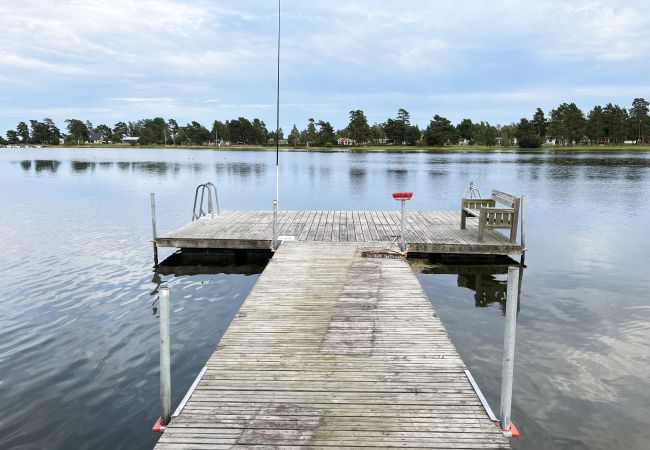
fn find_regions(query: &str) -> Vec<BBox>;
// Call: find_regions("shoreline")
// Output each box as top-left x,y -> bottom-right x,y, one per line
3,144 -> 650,152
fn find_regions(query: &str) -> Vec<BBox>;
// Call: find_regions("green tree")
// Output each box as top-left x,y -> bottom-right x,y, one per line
251,119 -> 269,145
316,120 -> 335,145
630,97 -> 649,143
404,125 -> 421,145
383,108 -> 413,144
587,106 -> 605,144
138,118 -> 167,145
425,115 -> 458,146
301,118 -> 317,145
6,130 -> 19,143
179,121 -> 210,145
43,118 -> 61,144
288,125 -> 300,146
65,119 -> 89,143
127,120 -> 143,137
112,121 -> 129,141
456,118 -> 474,141
95,124 -> 112,143
515,118 -> 542,148
347,110 -> 370,144
17,121 -> 30,143
532,108 -> 547,138
167,119 -> 180,144
369,123 -> 386,143
602,103 -> 628,144
397,108 -> 411,124
498,124 -> 518,146
384,119 -> 404,144
211,120 -> 228,144
548,103 -> 586,145
227,117 -> 253,144
29,120 -> 49,144
471,121 -> 497,146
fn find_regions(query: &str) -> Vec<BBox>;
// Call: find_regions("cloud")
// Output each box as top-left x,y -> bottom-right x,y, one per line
0,0 -> 648,132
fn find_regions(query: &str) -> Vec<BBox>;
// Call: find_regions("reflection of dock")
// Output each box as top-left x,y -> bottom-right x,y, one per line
155,210 -> 523,256
153,241 -> 511,449
415,262 -> 512,308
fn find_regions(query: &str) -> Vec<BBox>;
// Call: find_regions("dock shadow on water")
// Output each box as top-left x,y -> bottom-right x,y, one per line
411,255 -> 523,312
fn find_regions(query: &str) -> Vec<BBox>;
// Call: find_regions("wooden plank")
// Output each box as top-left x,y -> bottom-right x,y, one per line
154,242 -> 510,449
155,210 -> 523,255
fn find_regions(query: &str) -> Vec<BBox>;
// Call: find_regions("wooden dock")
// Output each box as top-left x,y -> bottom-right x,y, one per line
155,210 -> 523,255
154,241 -> 511,449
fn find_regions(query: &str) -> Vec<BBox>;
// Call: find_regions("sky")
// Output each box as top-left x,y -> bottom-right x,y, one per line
1,0 -> 649,134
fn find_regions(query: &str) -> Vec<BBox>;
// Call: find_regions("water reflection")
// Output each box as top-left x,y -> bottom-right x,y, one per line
131,161 -> 180,175
20,160 -> 31,171
412,258 -> 522,312
386,167 -> 408,184
71,161 -> 96,172
34,160 -> 60,173
215,162 -> 266,180
349,167 -> 366,193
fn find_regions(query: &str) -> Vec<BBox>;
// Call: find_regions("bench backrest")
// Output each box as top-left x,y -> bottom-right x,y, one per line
491,189 -> 519,209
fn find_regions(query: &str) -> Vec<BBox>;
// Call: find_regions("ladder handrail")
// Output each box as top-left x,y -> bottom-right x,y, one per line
192,182 -> 220,221
463,181 -> 481,199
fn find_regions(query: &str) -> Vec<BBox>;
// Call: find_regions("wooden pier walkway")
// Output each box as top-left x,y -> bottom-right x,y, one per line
155,210 -> 523,255
154,241 -> 510,449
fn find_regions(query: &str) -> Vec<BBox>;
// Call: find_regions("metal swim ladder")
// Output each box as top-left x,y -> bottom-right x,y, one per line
192,182 -> 220,221
463,180 -> 481,199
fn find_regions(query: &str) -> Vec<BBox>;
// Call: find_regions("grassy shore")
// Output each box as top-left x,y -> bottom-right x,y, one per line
5,143 -> 650,152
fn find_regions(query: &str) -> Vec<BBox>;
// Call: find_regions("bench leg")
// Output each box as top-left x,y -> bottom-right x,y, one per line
509,225 -> 518,244
478,220 -> 485,242
477,209 -> 488,242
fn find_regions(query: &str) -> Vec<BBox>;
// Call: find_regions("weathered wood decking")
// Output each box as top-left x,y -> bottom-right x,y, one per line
155,210 -> 523,255
154,241 -> 510,449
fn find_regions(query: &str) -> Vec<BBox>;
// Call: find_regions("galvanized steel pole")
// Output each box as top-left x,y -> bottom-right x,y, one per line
500,266 -> 520,432
159,287 -> 172,426
150,193 -> 159,267
272,200 -> 278,250
400,199 -> 407,252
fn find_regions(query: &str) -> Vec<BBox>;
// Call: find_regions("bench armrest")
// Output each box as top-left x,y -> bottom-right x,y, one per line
462,198 -> 496,209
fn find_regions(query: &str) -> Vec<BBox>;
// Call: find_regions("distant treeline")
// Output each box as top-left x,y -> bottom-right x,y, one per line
3,98 -> 649,148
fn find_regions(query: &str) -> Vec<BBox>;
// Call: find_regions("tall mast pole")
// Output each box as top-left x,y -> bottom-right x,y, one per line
275,0 -> 281,207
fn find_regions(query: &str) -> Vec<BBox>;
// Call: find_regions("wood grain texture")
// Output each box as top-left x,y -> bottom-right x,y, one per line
156,210 -> 523,255
154,242 -> 510,449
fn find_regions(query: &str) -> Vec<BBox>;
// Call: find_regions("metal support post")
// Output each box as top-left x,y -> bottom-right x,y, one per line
150,193 -> 159,267
272,200 -> 278,250
400,199 -> 407,252
499,266 -> 520,433
159,287 -> 172,426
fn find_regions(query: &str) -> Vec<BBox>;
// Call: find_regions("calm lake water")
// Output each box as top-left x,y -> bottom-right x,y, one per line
0,147 -> 649,449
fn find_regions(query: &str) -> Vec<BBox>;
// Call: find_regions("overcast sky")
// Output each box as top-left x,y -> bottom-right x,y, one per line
1,0 -> 649,133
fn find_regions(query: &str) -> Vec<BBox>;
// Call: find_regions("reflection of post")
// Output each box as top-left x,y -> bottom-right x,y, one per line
500,266 -> 520,434
159,287 -> 172,426
150,193 -> 159,267
272,200 -> 278,250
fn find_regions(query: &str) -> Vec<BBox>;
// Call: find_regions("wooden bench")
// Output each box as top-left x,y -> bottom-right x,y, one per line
460,190 -> 521,243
